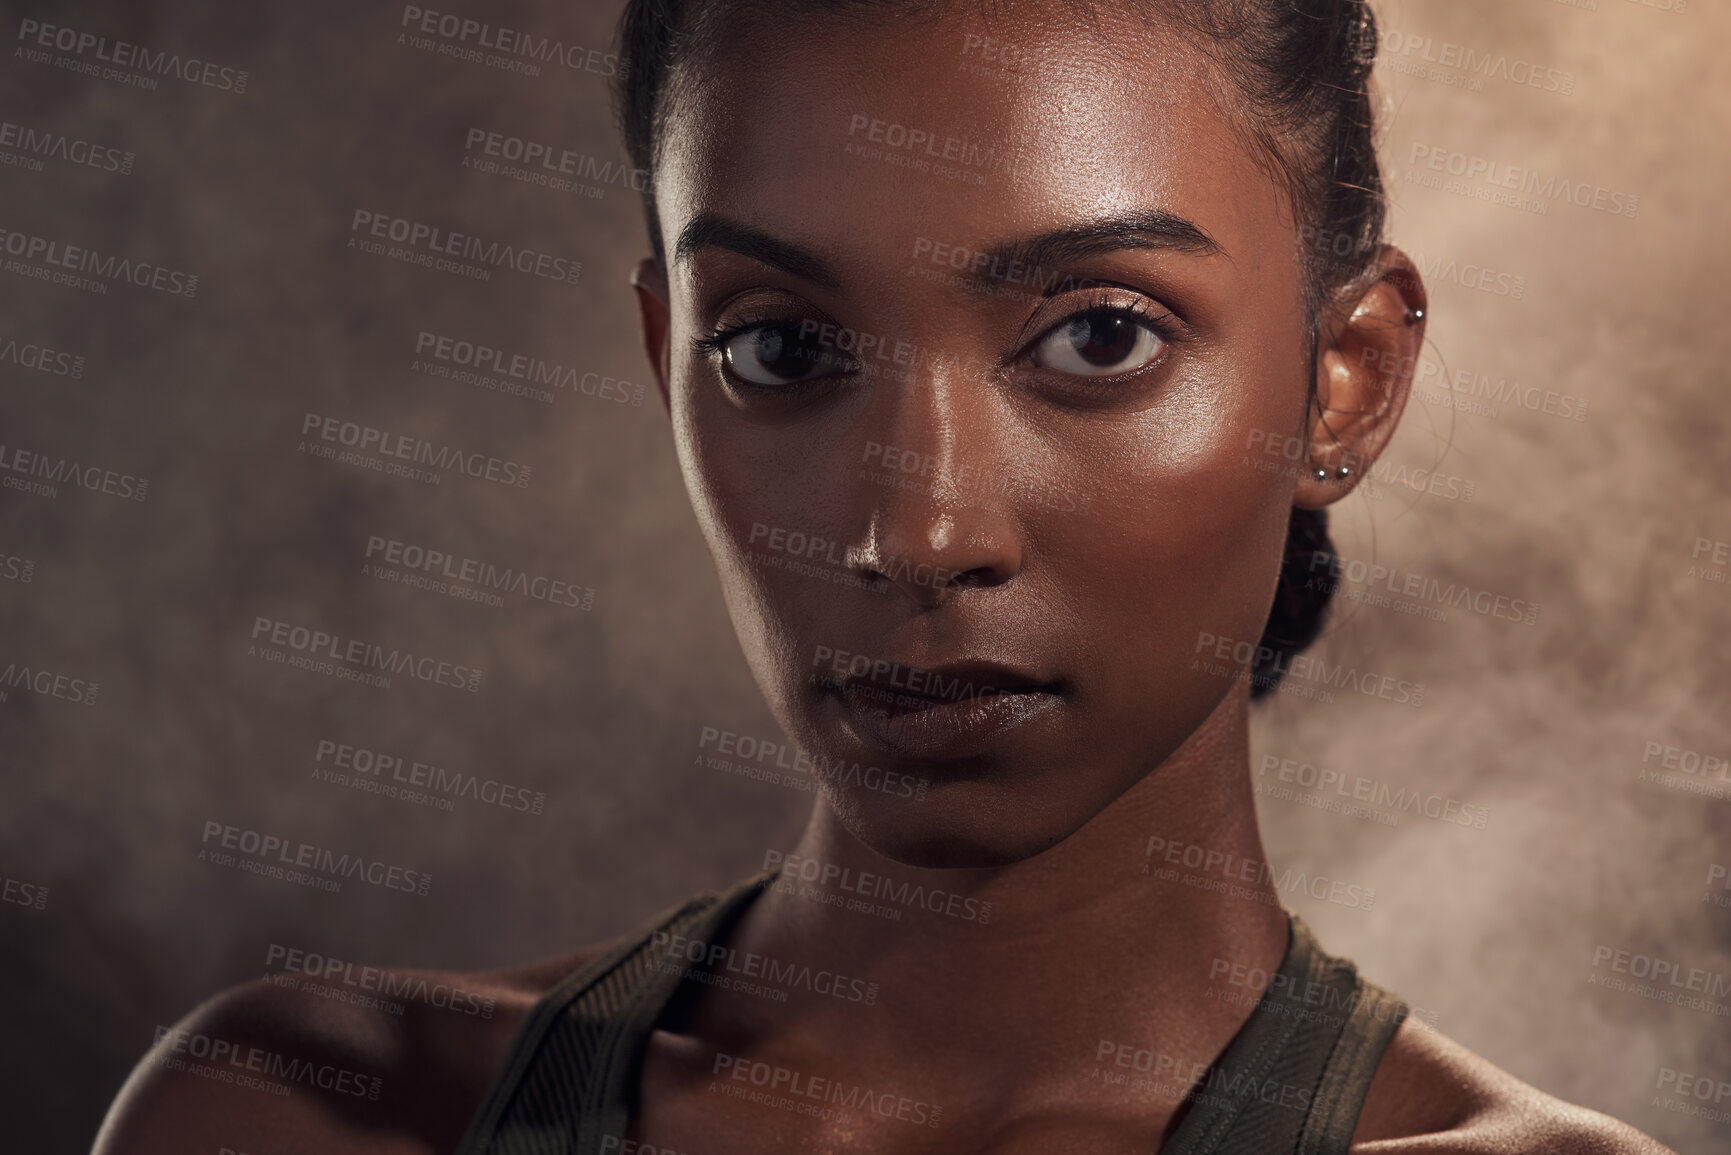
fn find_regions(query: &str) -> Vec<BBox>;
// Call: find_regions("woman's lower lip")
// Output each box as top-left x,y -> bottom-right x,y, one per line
833,685 -> 1061,761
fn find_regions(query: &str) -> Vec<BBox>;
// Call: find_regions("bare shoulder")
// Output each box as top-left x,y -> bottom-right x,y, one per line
1350,1015 -> 1675,1155
92,939 -> 621,1155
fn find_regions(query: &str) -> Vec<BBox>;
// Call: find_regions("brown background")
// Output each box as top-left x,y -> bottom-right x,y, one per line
0,0 -> 1726,1150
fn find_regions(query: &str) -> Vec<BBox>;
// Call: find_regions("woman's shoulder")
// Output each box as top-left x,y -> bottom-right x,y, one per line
1351,1015 -> 1676,1155
91,938 -> 623,1155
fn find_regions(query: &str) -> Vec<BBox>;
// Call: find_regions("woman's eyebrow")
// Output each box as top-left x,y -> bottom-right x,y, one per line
671,208 -> 1221,292
965,210 -> 1225,288
673,213 -> 841,290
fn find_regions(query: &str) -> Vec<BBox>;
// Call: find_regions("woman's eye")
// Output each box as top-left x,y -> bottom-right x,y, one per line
1030,309 -> 1165,377
719,324 -> 843,387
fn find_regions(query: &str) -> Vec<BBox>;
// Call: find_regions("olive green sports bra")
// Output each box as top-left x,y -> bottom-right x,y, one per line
455,871 -> 1407,1155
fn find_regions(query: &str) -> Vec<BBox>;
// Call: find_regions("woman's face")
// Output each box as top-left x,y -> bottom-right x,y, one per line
642,5 -> 1344,868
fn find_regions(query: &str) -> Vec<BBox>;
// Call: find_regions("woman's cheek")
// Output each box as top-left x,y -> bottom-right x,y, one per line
1076,407 -> 1294,654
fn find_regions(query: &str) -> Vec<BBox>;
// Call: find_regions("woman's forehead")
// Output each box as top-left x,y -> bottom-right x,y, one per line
654,8 -> 1286,270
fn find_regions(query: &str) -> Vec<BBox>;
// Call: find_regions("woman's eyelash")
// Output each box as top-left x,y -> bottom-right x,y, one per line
690,314 -> 781,359
1043,291 -> 1184,342
691,292 -> 1183,367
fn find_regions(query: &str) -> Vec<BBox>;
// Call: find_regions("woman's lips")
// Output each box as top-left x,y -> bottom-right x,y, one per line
823,662 -> 1064,762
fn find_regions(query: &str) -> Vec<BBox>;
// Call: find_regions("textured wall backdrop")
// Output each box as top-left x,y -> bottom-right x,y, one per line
0,0 -> 1726,1150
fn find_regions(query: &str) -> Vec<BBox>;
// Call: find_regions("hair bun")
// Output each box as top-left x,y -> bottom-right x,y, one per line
1251,506 -> 1338,699
1347,2 -> 1379,75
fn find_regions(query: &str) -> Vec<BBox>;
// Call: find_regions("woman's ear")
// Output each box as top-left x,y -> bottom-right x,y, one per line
631,257 -> 673,414
1293,246 -> 1427,510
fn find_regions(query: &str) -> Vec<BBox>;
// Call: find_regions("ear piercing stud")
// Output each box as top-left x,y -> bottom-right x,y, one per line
1313,464 -> 1352,482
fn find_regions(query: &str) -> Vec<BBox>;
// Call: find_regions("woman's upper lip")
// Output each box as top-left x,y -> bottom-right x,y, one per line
835,660 -> 1059,703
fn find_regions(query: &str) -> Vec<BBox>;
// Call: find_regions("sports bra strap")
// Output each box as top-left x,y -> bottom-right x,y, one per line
454,872 -> 772,1155
458,878 -> 1406,1155
1160,914 -> 1408,1155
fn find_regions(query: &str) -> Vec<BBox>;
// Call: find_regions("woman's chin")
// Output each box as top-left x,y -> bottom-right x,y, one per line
828,781 -> 1093,872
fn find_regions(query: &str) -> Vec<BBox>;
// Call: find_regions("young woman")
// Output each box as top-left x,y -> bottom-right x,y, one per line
96,1 -> 1673,1152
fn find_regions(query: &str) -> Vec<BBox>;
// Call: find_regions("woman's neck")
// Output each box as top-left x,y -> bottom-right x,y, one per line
685,686 -> 1289,1115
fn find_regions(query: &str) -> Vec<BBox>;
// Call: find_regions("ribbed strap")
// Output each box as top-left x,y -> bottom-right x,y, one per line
454,874 -> 772,1155
458,893 -> 1405,1155
1159,914 -> 1408,1155
1294,974 -> 1407,1155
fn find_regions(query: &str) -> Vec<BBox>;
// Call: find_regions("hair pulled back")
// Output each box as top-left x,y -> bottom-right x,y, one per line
611,0 -> 1388,699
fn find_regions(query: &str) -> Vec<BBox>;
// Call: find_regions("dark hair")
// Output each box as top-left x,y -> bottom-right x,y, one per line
612,0 -> 1387,699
